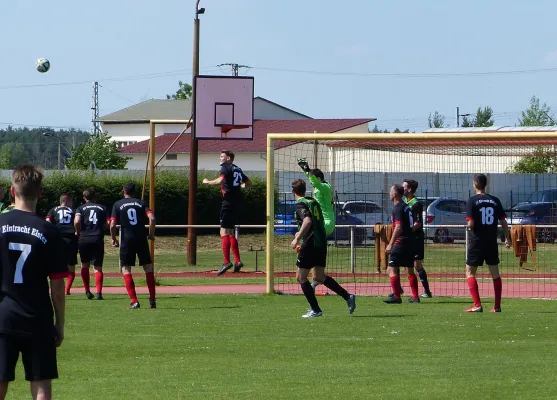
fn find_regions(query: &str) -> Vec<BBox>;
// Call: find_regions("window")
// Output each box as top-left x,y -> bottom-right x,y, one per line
437,200 -> 459,213
166,154 -> 178,161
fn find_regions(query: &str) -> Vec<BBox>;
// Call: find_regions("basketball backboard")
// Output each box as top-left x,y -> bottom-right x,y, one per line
193,75 -> 254,140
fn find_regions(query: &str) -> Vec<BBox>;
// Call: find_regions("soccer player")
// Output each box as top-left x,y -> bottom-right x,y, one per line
465,174 -> 511,313
75,188 -> 109,301
46,194 -> 78,296
0,165 -> 67,400
403,179 -> 432,298
384,184 -> 421,304
110,183 -> 157,309
291,179 -> 356,318
0,193 -> 15,214
0,187 -> 7,212
203,150 -> 251,276
297,159 -> 336,290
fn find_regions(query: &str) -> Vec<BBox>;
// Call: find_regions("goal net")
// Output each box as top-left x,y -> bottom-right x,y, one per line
265,130 -> 557,299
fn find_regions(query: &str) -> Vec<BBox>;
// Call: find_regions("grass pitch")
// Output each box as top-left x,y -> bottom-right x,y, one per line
6,295 -> 557,399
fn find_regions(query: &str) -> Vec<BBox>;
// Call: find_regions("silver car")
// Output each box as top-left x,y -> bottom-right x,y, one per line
423,197 -> 468,243
342,200 -> 390,238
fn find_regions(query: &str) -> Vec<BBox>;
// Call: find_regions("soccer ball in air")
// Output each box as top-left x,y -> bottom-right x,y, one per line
36,58 -> 50,73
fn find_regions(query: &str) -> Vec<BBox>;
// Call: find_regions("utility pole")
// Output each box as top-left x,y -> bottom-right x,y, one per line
217,63 -> 250,76
188,1 -> 204,265
91,82 -> 100,134
456,106 -> 471,127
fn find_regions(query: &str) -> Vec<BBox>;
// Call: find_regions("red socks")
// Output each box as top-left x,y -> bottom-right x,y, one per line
389,276 -> 401,298
229,236 -> 241,264
95,271 -> 104,294
146,272 -> 156,302
221,236 -> 231,264
467,277 -> 482,307
81,268 -> 91,293
408,273 -> 419,300
65,271 -> 75,294
123,274 -> 138,304
493,277 -> 502,309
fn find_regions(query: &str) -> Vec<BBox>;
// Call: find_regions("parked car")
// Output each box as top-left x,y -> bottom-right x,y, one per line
508,202 -> 557,243
424,197 -> 468,243
340,200 -> 389,238
274,200 -> 367,244
524,189 -> 557,204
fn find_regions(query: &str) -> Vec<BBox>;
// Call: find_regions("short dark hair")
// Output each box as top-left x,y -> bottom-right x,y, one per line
291,179 -> 306,196
60,193 -> 72,204
12,165 -> 43,201
123,182 -> 136,195
221,150 -> 235,162
310,168 -> 325,181
403,179 -> 419,193
83,188 -> 95,201
392,184 -> 404,198
474,174 -> 487,190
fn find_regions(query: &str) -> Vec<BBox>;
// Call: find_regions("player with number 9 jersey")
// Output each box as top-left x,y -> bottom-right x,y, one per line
74,189 -> 109,300
110,183 -> 157,309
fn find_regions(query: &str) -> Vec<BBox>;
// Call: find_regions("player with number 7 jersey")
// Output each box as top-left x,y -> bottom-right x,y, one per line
74,189 -> 109,300
110,182 -> 157,309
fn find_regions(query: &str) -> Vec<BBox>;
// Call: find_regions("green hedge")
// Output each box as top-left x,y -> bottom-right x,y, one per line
0,171 -> 268,230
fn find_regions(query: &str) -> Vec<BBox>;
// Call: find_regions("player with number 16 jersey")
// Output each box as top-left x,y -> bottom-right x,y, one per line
75,189 -> 108,300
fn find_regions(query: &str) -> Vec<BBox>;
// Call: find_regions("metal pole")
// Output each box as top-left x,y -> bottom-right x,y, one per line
235,225 -> 239,241
149,122 -> 156,265
187,5 -> 201,265
266,135 -> 275,294
456,106 -> 460,128
58,138 -> 61,170
350,226 -> 355,273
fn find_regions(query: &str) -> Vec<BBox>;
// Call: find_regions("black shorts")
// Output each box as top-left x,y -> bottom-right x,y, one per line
79,240 -> 105,266
388,244 -> 414,268
62,236 -> 78,266
413,236 -> 424,261
120,238 -> 152,267
0,332 -> 58,382
467,240 -> 499,267
296,245 -> 327,269
220,201 -> 239,229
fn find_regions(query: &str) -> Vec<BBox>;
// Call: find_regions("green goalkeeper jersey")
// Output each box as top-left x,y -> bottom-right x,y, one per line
304,172 -> 335,232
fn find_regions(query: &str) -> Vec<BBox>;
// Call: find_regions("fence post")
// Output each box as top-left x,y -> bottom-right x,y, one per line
235,225 -> 240,241
350,226 -> 356,274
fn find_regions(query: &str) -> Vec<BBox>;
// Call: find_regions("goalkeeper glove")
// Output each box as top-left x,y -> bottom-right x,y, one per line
297,158 -> 310,172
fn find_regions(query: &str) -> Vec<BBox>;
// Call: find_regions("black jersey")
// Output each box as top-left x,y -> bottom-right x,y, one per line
46,205 -> 75,238
111,198 -> 152,241
406,197 -> 424,238
219,163 -> 248,203
466,194 -> 506,242
391,201 -> 413,246
0,209 -> 67,336
75,202 -> 108,242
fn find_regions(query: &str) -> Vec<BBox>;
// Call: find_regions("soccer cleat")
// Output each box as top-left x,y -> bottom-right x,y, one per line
387,288 -> 404,298
233,261 -> 244,273
490,308 -> 501,313
420,292 -> 433,298
86,292 -> 94,300
384,297 -> 402,304
217,262 -> 233,276
129,302 -> 141,309
302,310 -> 323,318
407,297 -> 421,303
465,306 -> 483,312
149,300 -> 157,309
96,293 -> 104,300
346,294 -> 357,314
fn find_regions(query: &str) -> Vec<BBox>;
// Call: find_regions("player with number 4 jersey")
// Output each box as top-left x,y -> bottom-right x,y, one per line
464,174 -> 511,313
74,189 -> 109,300
203,150 -> 251,276
110,183 -> 157,309
46,194 -> 78,296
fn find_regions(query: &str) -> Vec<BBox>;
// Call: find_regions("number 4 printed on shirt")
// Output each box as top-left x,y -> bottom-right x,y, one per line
9,242 -> 32,284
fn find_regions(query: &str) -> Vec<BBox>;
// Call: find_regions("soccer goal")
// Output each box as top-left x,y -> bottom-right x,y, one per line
265,129 -> 557,299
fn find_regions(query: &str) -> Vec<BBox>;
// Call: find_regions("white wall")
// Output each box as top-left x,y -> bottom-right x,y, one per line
101,123 -> 192,145
125,152 -> 267,171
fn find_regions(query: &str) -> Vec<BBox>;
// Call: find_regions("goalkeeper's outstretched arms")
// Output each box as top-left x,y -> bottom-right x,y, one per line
297,158 -> 311,173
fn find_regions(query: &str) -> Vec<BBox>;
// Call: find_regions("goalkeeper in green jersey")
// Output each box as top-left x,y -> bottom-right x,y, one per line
297,158 -> 335,290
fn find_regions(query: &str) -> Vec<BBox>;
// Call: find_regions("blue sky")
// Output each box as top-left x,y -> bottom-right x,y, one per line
1,0 -> 557,132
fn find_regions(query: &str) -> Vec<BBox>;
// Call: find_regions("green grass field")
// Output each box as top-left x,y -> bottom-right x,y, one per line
6,295 -> 557,399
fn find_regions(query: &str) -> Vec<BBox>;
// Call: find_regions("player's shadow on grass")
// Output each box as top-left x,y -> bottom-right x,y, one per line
433,300 -> 470,304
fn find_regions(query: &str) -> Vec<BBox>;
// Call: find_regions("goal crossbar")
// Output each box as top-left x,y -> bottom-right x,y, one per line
265,131 -> 557,295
